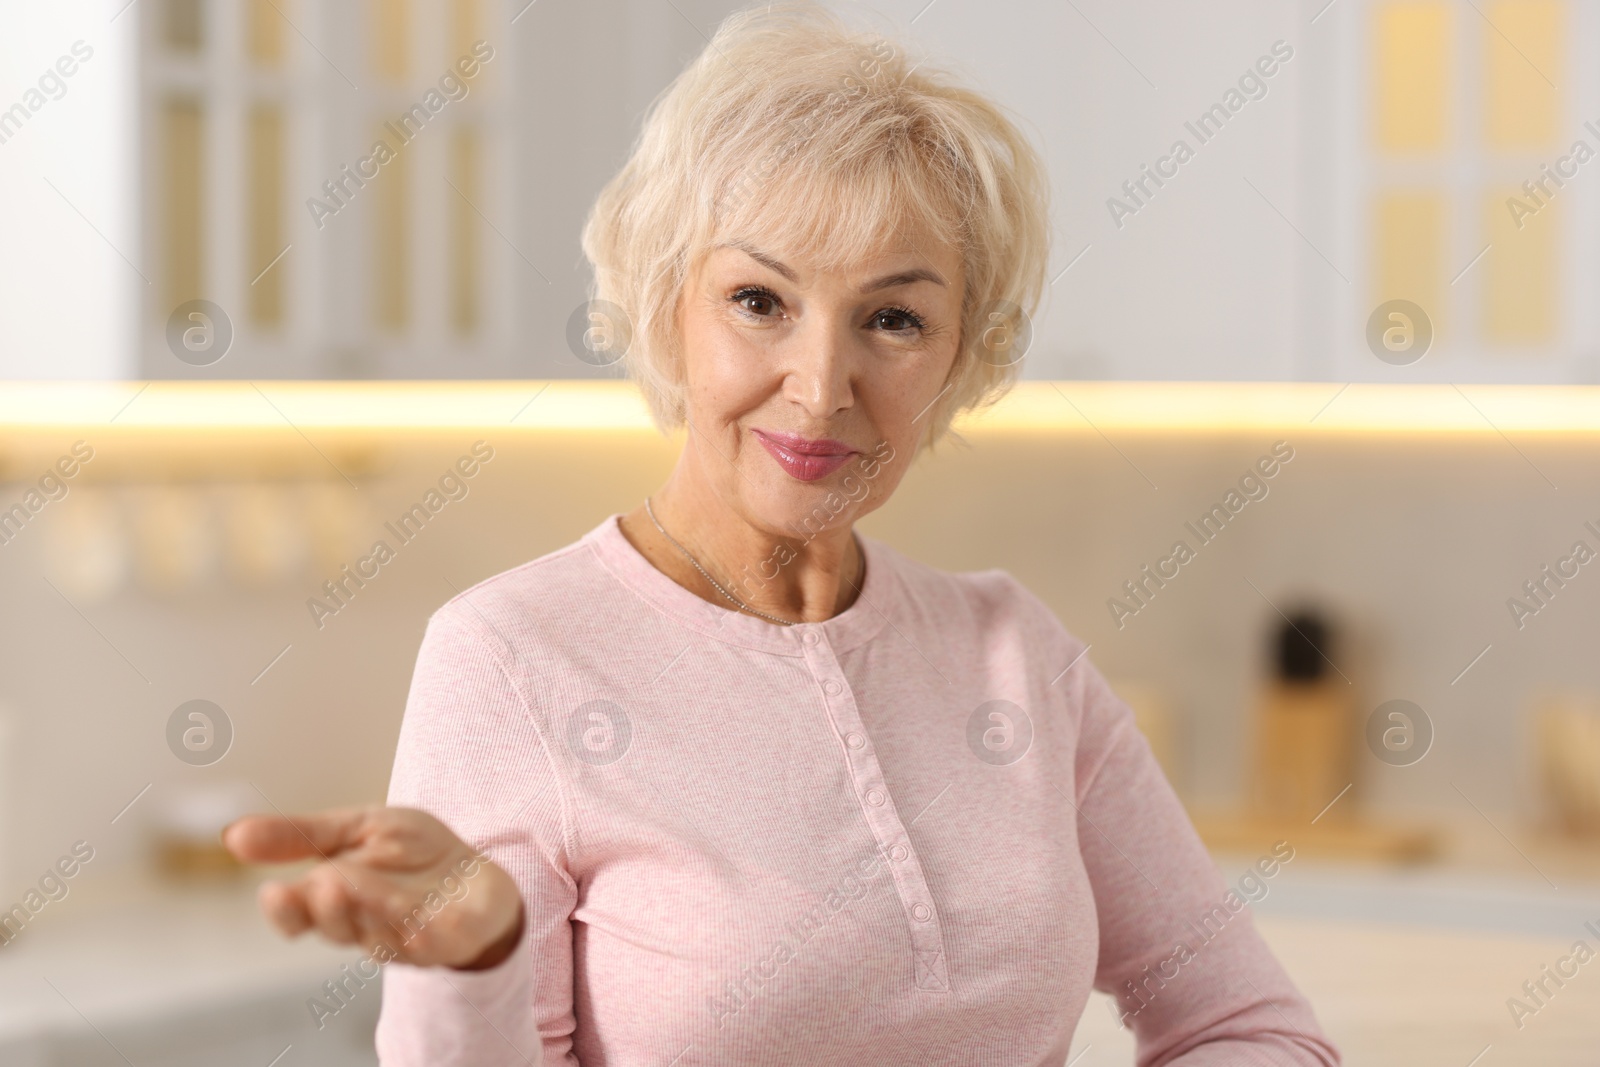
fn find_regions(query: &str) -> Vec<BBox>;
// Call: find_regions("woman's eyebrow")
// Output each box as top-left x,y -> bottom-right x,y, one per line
721,242 -> 947,292
724,242 -> 798,282
859,267 -> 946,292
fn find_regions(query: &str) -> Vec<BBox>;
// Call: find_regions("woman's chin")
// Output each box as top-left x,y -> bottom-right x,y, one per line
742,487 -> 861,541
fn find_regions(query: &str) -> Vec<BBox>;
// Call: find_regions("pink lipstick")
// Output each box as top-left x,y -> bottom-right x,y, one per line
751,429 -> 857,482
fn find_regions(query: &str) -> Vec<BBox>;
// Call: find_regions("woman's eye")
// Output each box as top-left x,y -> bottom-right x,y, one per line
732,288 -> 780,317
873,307 -> 926,333
729,289 -> 924,333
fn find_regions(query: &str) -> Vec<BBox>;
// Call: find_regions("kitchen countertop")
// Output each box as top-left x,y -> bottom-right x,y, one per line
1075,852 -> 1600,1066
0,864 -> 378,1065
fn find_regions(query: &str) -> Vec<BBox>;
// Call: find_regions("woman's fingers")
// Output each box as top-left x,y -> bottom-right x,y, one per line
222,807 -> 374,864
224,806 -> 446,869
227,804 -> 519,967
274,861 -> 433,949
303,864 -> 366,945
257,880 -> 313,937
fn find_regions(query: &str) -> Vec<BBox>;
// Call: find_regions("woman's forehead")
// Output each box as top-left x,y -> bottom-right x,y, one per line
704,214 -> 962,280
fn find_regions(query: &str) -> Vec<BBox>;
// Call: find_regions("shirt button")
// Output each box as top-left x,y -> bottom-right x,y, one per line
802,631 -> 819,645
911,903 -> 932,922
823,680 -> 842,696
845,732 -> 865,749
865,789 -> 885,806
889,844 -> 908,861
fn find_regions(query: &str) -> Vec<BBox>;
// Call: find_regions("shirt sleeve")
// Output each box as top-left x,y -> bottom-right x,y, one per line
977,571 -> 1341,1067
375,602 -> 580,1067
1065,647 -> 1342,1067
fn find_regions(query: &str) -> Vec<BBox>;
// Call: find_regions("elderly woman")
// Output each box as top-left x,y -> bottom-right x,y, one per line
224,4 -> 1340,1065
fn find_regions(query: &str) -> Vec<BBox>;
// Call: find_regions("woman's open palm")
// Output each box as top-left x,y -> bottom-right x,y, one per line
222,805 -> 524,970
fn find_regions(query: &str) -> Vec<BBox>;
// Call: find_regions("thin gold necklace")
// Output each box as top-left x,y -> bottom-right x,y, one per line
644,497 -> 859,627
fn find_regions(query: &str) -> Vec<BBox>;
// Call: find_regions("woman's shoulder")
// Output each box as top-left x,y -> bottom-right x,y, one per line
423,520 -> 622,642
866,536 -> 1085,651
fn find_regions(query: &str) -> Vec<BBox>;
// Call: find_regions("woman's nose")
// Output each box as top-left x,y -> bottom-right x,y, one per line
781,319 -> 857,417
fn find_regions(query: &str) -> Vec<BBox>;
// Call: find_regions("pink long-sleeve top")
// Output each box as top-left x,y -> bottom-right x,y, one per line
375,513 -> 1340,1066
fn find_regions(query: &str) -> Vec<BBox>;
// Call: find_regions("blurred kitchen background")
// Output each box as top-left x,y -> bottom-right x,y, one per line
2,0 -> 1600,1063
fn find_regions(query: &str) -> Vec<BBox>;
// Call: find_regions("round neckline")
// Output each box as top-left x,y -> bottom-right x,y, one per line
585,512 -> 894,655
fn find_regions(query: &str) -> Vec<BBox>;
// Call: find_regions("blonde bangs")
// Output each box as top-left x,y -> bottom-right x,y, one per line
712,148 -> 966,282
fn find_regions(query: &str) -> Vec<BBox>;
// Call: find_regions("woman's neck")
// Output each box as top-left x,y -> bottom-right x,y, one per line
617,476 -> 863,626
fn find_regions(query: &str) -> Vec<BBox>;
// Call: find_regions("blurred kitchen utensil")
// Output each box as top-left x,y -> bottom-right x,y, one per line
1251,608 -> 1356,821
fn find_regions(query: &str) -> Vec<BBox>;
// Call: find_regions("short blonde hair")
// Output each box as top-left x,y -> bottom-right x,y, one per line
580,1 -> 1050,453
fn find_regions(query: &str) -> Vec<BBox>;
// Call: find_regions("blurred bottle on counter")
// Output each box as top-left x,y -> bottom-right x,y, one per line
1250,609 -> 1355,821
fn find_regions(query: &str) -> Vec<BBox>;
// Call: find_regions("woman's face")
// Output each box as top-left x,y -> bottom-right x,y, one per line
674,225 -> 965,541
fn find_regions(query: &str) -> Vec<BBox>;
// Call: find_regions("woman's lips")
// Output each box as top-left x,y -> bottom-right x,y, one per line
751,429 -> 857,482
